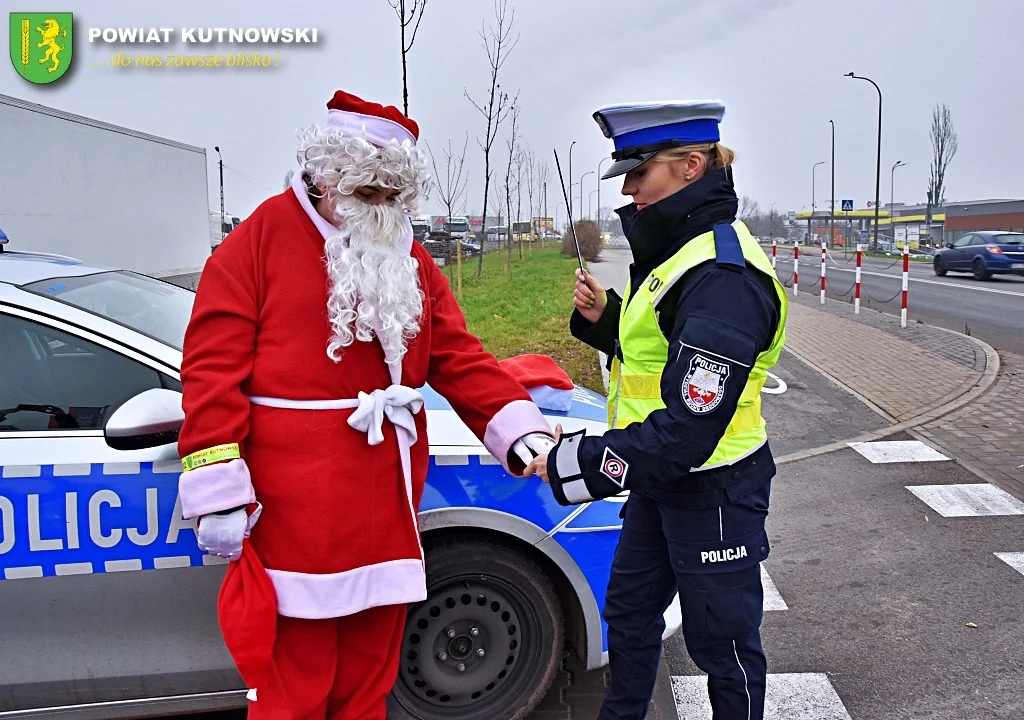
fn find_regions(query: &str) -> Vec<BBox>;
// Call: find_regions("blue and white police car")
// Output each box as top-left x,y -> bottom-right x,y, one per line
0,240 -> 681,719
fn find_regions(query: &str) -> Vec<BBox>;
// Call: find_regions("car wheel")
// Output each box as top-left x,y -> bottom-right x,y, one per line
387,536 -> 564,720
933,256 -> 946,276
972,258 -> 991,281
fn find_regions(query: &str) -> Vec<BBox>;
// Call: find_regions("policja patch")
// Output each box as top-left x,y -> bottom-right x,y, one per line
682,353 -> 731,414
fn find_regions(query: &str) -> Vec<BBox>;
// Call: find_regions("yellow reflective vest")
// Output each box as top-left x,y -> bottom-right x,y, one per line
607,221 -> 788,469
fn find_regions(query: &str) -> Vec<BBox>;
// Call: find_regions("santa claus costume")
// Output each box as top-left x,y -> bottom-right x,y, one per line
177,90 -> 555,719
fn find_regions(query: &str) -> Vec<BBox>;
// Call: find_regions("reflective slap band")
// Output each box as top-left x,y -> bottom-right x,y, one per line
181,443 -> 240,472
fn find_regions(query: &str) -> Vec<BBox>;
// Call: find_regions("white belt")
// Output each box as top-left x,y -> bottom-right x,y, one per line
249,385 -> 425,559
249,385 -> 424,446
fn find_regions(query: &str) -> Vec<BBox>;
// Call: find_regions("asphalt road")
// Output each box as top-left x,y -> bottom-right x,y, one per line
769,247 -> 1024,355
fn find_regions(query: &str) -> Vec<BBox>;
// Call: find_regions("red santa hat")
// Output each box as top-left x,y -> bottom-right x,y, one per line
217,540 -> 277,703
324,90 -> 419,148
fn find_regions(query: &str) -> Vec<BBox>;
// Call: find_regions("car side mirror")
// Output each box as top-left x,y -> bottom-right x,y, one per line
945,242 -> 954,249
105,388 -> 184,450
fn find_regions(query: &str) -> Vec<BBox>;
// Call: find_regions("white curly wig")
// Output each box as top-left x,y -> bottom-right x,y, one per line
295,124 -> 432,367
296,125 -> 431,217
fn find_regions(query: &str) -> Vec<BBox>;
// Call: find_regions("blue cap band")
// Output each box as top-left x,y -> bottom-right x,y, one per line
612,119 -> 720,153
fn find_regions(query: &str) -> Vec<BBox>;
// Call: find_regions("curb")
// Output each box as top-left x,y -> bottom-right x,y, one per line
776,309 -> 1001,466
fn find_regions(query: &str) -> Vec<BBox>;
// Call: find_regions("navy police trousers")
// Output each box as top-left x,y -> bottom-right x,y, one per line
597,479 -> 771,720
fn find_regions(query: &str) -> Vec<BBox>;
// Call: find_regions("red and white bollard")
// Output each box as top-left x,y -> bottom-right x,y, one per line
901,243 -> 910,328
855,244 -> 862,314
820,240 -> 827,304
771,239 -> 777,270
793,241 -> 800,297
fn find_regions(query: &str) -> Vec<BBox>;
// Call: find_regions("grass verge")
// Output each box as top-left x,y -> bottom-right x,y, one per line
445,247 -> 605,394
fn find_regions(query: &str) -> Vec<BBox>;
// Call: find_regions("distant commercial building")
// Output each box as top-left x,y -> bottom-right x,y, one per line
941,199 -> 1024,243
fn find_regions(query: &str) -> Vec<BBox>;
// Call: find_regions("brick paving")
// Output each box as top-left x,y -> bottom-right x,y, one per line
784,294 -> 985,423
917,351 -> 1024,500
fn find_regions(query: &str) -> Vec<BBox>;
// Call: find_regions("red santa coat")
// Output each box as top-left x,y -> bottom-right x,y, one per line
177,181 -> 550,620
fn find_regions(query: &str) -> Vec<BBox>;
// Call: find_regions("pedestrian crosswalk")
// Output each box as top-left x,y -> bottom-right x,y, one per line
671,673 -> 853,719
761,563 -> 788,612
905,483 -> 1024,517
849,440 -> 949,464
995,551 -> 1024,577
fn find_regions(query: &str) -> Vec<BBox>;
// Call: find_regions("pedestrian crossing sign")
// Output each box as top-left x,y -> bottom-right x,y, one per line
841,199 -> 854,212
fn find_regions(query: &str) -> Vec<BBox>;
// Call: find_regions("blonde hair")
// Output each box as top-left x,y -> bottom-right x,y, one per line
653,142 -> 735,178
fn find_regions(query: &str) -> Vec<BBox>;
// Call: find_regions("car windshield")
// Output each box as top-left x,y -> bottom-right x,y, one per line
22,271 -> 195,350
994,234 -> 1024,245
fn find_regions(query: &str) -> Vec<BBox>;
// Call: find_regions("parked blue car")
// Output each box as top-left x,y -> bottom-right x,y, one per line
0,246 -> 679,719
933,231 -> 1024,280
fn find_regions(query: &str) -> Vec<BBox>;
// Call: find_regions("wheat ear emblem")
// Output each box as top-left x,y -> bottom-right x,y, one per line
20,19 -> 30,74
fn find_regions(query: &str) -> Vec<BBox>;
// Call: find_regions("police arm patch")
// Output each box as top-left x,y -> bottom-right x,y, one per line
599,446 -> 629,488
681,353 -> 731,414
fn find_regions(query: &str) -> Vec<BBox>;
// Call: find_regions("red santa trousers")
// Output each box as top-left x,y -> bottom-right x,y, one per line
247,604 -> 407,719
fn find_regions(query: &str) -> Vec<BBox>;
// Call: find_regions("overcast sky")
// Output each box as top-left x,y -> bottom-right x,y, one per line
4,0 -> 1023,223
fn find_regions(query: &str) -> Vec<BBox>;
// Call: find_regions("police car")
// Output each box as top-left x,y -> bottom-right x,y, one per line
0,241 -> 681,719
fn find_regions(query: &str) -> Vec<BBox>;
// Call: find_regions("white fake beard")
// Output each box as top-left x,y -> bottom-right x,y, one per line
324,195 -> 423,367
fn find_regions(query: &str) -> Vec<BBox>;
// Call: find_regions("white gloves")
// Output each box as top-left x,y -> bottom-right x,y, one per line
512,432 -> 557,468
197,504 -> 261,561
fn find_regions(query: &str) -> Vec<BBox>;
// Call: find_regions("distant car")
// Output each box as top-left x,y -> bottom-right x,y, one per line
0,247 -> 681,718
933,232 -> 1024,280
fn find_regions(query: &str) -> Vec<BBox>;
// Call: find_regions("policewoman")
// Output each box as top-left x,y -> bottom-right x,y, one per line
525,101 -> 787,719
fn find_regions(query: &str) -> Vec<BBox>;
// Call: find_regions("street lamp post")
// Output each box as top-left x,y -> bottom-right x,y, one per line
580,171 -> 595,222
846,72 -> 883,252
812,161 -> 825,244
829,120 -> 836,251
891,160 -> 906,247
597,157 -> 611,233
589,189 -> 598,221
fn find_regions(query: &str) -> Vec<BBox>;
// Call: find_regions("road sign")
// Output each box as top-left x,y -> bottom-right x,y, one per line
841,199 -> 854,212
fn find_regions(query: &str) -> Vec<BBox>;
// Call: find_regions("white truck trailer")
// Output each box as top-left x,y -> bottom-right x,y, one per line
0,94 -> 210,282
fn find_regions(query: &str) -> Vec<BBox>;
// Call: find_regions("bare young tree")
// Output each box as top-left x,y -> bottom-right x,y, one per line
928,103 -> 958,207
465,0 -> 519,279
426,134 -> 469,294
388,0 -> 429,116
524,148 -> 536,252
514,149 -> 528,260
535,160 -> 550,247
738,195 -> 761,221
502,99 -> 522,265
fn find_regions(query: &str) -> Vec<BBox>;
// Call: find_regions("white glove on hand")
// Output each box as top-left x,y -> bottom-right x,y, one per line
512,432 -> 557,468
197,504 -> 261,562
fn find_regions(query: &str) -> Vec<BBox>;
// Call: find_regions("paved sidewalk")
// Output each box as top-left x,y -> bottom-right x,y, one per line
784,292 -> 990,423
917,351 -> 1024,500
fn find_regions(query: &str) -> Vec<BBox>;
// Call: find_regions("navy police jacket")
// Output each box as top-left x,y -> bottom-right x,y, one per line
557,168 -> 782,508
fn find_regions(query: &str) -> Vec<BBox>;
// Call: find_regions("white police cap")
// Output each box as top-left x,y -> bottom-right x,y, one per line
593,100 -> 726,179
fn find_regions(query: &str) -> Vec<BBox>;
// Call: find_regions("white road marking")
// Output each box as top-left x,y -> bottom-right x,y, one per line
829,266 -> 1024,297
850,441 -> 949,464
672,673 -> 852,719
761,564 -> 788,611
906,484 -> 1024,517
762,371 -> 788,395
995,552 -> 1024,577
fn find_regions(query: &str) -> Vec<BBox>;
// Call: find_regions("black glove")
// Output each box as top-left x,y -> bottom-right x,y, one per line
547,429 -> 630,506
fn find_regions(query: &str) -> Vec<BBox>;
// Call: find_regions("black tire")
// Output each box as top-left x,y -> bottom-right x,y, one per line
387,536 -> 564,720
972,257 -> 991,281
933,256 -> 947,276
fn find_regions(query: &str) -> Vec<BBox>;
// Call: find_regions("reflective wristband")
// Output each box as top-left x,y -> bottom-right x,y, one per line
181,443 -> 240,472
